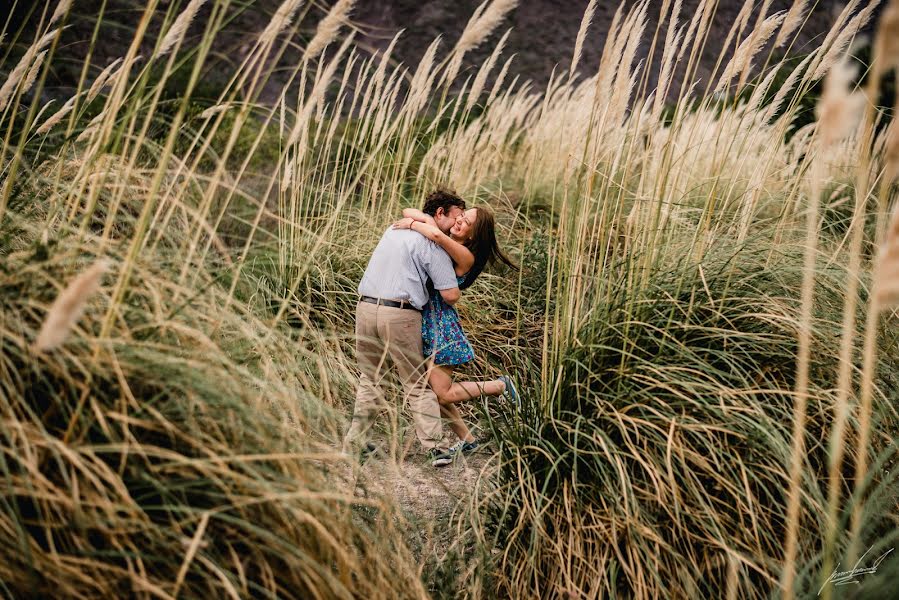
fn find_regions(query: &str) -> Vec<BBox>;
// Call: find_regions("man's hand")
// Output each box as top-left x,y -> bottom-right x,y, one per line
439,287 -> 460,305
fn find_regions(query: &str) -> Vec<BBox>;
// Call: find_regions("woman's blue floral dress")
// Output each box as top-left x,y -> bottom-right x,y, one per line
421,274 -> 475,366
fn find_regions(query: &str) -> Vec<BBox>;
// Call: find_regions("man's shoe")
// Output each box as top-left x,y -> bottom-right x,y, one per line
427,446 -> 455,468
358,441 -> 377,464
498,375 -> 520,408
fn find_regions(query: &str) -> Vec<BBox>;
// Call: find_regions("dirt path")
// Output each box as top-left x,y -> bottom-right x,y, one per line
349,437 -> 493,562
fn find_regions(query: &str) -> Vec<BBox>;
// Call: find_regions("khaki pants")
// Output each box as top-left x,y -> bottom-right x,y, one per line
344,301 -> 443,450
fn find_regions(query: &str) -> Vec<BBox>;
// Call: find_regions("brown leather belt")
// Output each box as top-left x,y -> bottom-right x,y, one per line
359,296 -> 421,311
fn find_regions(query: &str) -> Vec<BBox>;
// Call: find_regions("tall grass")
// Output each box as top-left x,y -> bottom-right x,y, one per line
2,0 -> 898,597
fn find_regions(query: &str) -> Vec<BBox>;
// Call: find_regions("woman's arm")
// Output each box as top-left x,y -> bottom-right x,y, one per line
402,208 -> 437,226
392,218 -> 475,276
413,222 -> 474,276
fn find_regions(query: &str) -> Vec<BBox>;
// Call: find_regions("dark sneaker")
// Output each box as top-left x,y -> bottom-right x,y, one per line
459,440 -> 480,455
427,446 -> 454,468
498,375 -> 520,408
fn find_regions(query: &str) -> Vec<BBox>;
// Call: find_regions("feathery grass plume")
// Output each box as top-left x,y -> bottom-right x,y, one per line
715,13 -> 785,93
445,0 -> 518,85
404,36 -> 442,115
886,121 -> 899,183
87,58 -> 124,102
811,1 -> 879,80
76,111 -> 106,142
20,50 -> 47,98
33,259 -> 110,352
49,0 -> 73,26
815,57 -> 865,146
466,28 -> 510,111
570,0 -> 597,79
258,0 -> 306,47
35,95 -> 76,134
305,0 -> 355,61
0,57 -> 34,113
875,203 -> 899,308
0,28 -> 59,111
155,0 -> 208,58
486,53 -> 515,106
774,0 -> 809,48
286,34 -> 353,147
875,0 -> 899,71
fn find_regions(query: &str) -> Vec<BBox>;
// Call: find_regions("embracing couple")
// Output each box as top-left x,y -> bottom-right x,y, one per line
343,189 -> 518,467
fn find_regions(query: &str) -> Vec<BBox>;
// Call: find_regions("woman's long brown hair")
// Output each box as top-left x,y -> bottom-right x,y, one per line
460,205 -> 517,290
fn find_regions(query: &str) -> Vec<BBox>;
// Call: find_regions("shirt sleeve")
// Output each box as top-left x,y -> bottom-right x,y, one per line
424,243 -> 459,290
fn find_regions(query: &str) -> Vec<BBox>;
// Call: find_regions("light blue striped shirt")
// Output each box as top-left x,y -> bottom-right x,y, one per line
358,227 -> 458,309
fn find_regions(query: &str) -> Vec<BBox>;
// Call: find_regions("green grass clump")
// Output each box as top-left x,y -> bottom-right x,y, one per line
469,237 -> 899,598
0,211 -> 427,599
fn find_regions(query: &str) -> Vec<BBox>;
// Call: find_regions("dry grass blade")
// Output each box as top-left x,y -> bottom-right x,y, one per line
172,512 -> 211,597
33,259 -> 110,352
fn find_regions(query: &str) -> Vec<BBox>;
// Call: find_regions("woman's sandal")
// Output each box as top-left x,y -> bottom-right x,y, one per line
497,375 -> 520,409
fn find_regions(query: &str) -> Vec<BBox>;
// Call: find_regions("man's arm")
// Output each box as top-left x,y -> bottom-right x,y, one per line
424,242 -> 461,305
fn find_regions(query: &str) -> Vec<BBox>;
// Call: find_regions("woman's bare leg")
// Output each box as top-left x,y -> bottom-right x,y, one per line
427,365 -> 506,405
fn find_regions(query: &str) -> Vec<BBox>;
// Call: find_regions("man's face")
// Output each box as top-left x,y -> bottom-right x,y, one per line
434,205 -> 464,234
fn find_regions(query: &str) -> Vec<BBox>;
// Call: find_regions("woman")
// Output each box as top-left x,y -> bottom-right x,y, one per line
393,203 -> 518,465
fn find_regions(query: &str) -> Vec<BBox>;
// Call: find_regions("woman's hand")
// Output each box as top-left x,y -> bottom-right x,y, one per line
392,217 -> 415,230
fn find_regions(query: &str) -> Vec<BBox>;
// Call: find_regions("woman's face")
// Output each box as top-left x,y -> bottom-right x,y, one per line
451,208 -> 477,241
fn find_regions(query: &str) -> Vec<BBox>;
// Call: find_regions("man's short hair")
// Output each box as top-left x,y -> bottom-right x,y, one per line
422,189 -> 465,216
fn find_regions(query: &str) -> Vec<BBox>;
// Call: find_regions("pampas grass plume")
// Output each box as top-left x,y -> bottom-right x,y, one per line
815,58 -> 865,147
259,0 -> 306,47
155,0 -> 207,58
34,259 -> 110,352
35,95 -> 76,135
874,200 -> 899,308
50,0 -> 73,26
885,122 -> 899,184
875,0 -> 899,70
445,0 -> 518,84
305,0 -> 355,61
570,0 -> 597,79
774,0 -> 809,48
87,58 -> 124,102
21,51 -> 47,97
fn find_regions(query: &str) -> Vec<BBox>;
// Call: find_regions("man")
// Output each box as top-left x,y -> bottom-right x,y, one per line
343,190 -> 465,463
